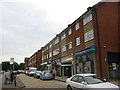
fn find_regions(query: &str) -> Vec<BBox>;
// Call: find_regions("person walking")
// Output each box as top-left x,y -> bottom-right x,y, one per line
52,68 -> 56,79
4,70 -> 11,85
13,73 -> 16,86
10,71 -> 14,83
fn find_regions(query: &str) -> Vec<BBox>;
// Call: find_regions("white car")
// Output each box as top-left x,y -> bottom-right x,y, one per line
28,70 -> 37,76
66,74 -> 119,90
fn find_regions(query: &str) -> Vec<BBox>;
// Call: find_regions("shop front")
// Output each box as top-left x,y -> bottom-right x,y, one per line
51,59 -> 61,76
74,45 -> 96,74
61,55 -> 73,77
40,62 -> 48,71
107,52 -> 120,80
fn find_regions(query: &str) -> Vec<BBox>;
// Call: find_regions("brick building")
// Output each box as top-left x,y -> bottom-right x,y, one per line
25,2 -> 120,80
25,49 -> 42,70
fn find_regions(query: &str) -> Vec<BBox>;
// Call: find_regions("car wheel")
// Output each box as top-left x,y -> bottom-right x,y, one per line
67,85 -> 72,90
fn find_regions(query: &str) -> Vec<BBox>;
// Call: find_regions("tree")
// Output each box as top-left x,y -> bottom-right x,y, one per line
2,61 -> 10,71
2,61 -> 20,71
19,63 -> 25,70
14,62 -> 20,70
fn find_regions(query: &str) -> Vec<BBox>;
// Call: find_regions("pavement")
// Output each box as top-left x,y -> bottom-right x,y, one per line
2,75 -> 26,90
55,76 -> 67,83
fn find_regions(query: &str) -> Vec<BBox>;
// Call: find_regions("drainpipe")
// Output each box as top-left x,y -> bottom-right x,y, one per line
94,7 -> 102,78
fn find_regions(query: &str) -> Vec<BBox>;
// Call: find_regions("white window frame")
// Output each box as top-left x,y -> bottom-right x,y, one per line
61,44 -> 66,52
83,14 -> 92,25
49,43 -> 52,48
61,33 -> 66,40
68,28 -> 72,35
75,22 -> 79,30
84,29 -> 94,42
76,37 -> 80,46
49,52 -> 52,58
53,48 -> 60,56
68,41 -> 72,49
53,37 -> 59,45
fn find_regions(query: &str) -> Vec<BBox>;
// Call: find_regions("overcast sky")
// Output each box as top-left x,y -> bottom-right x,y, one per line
0,0 -> 103,64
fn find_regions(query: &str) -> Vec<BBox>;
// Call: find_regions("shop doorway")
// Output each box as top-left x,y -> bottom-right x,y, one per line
64,66 -> 71,77
107,52 -> 120,79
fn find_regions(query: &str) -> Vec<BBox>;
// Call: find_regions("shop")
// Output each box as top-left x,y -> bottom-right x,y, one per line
74,45 -> 96,74
61,55 -> 73,77
107,52 -> 120,79
40,62 -> 48,71
51,59 -> 61,76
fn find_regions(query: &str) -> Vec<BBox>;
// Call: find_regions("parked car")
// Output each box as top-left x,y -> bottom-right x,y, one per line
25,70 -> 29,75
40,71 -> 54,80
13,70 -> 20,74
18,70 -> 25,74
66,73 -> 119,90
28,70 -> 37,76
34,71 -> 42,78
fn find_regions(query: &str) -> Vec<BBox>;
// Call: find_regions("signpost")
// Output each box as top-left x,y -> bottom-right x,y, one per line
10,58 -> 14,71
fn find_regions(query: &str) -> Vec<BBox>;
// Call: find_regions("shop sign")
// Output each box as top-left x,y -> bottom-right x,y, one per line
74,45 -> 96,57
51,59 -> 60,64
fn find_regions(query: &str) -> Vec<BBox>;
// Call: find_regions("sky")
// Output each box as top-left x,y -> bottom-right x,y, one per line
0,0 -> 104,64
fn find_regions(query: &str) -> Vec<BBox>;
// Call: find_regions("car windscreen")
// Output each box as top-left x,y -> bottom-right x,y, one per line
84,76 -> 106,84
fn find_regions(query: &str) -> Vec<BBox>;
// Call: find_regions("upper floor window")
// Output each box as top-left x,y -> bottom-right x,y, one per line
49,43 -> 52,48
53,48 -> 60,56
83,14 -> 92,25
76,37 -> 80,46
61,33 -> 66,40
49,52 -> 52,58
75,22 -> 79,30
68,28 -> 72,35
46,54 -> 48,59
84,29 -> 94,42
68,41 -> 72,49
53,37 -> 59,45
61,44 -> 66,52
46,46 -> 48,50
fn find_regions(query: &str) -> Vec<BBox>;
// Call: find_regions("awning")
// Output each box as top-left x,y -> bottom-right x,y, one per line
61,64 -> 72,67
74,45 -> 96,57
40,62 -> 47,66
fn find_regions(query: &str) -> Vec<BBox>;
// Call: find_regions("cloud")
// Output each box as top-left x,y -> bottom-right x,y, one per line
0,0 -> 101,63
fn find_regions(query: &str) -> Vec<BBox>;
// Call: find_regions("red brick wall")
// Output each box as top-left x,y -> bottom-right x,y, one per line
36,50 -> 42,69
66,19 -> 85,55
93,2 -> 119,79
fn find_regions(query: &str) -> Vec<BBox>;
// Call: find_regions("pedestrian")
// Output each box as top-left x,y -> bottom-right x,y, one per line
52,68 -> 56,79
13,73 -> 16,86
4,70 -> 11,85
10,71 -> 14,83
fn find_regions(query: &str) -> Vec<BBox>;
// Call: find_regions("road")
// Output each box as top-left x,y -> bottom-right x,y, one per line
18,74 -> 67,88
